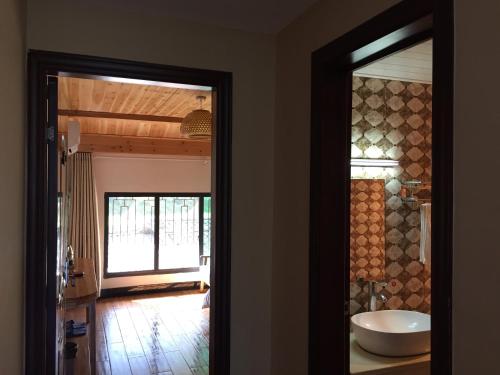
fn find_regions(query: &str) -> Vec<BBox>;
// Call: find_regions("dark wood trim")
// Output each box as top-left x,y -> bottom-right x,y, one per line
210,66 -> 232,375
154,196 -> 160,271
103,267 -> 201,279
26,50 -> 232,375
103,192 -> 208,278
312,2 -> 432,67
58,109 -> 183,123
430,0 -> 454,373
309,0 -> 453,374
99,281 -> 203,299
26,52 -> 53,375
103,192 -> 211,197
310,61 -> 352,375
46,76 -> 59,375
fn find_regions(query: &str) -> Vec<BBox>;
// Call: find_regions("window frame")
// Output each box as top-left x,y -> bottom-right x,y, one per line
103,192 -> 211,278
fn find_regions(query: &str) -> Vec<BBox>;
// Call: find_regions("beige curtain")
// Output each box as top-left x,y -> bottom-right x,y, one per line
67,152 -> 101,293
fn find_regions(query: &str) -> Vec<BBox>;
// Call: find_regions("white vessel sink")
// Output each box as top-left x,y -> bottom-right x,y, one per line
351,310 -> 430,357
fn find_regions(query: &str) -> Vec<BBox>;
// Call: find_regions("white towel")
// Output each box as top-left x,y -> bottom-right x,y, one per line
420,203 -> 432,267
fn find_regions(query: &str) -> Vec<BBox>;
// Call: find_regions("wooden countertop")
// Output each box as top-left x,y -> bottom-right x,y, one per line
65,258 -> 97,305
350,333 -> 430,375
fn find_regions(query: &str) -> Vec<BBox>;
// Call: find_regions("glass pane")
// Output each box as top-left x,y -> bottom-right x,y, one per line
203,196 -> 211,256
159,197 -> 200,269
107,196 -> 155,273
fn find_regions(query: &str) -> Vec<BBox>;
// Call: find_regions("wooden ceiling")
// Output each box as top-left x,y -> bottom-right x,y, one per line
58,76 -> 212,156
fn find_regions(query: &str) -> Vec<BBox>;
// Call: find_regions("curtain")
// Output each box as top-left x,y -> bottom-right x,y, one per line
67,152 -> 101,293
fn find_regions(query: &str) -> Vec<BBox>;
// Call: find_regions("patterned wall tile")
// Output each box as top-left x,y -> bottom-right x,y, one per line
350,179 -> 386,283
350,76 -> 432,315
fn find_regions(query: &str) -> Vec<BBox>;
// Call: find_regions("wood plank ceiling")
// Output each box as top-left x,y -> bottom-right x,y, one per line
354,39 -> 432,83
58,77 -> 212,156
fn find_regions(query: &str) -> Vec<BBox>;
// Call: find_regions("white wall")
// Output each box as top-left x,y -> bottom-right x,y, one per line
0,0 -> 25,373
453,0 -> 500,373
26,2 -> 275,373
93,154 -> 211,290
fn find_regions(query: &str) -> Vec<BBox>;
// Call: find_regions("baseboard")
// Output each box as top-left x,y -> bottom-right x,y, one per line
100,281 -> 207,299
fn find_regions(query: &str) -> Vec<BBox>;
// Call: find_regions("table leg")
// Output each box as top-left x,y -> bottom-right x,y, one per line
87,301 -> 96,375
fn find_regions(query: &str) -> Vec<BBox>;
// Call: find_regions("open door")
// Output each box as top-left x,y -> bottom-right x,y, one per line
47,75 -> 67,374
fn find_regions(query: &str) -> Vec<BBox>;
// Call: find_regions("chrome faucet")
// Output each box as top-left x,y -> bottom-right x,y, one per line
357,278 -> 387,311
368,280 -> 387,311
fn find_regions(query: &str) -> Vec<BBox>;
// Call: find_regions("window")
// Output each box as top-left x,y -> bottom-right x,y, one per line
104,193 -> 211,277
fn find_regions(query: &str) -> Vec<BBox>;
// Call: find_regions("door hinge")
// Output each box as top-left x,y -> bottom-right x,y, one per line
47,127 -> 55,142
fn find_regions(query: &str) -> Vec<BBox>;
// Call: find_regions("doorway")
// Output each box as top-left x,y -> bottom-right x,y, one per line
309,1 -> 453,374
26,51 -> 232,375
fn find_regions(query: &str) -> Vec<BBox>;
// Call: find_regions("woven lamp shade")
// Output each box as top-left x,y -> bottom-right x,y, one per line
180,109 -> 212,139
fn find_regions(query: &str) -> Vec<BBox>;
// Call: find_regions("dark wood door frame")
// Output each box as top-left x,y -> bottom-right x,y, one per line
26,50 -> 232,375
309,1 -> 453,374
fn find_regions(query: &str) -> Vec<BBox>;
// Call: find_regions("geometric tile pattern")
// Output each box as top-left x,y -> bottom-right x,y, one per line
350,76 -> 432,314
350,179 -> 386,282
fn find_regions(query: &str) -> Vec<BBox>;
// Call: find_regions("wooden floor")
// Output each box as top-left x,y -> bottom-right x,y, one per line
66,290 -> 209,375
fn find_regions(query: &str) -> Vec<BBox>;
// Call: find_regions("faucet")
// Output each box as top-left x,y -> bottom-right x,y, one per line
357,278 -> 387,311
368,280 -> 387,311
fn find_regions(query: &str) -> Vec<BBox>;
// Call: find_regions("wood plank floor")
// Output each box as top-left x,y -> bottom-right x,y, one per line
66,290 -> 209,375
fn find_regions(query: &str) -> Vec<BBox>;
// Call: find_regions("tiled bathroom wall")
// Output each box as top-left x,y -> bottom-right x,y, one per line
350,76 -> 432,314
350,179 -> 386,282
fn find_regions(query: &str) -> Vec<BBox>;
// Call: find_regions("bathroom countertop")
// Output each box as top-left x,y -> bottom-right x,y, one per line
350,334 -> 430,375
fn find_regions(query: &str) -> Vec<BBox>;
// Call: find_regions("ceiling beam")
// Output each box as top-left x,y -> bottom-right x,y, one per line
58,109 -> 184,123
60,133 -> 210,156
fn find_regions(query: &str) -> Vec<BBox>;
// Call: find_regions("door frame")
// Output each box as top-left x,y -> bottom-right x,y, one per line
309,1 -> 453,374
26,50 -> 232,375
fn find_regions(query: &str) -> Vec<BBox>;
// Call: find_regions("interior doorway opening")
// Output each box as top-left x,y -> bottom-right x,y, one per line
309,1 -> 453,374
349,38 -> 433,374
26,52 -> 232,375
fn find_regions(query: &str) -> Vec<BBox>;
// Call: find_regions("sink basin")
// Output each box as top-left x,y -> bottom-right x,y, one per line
351,310 -> 430,357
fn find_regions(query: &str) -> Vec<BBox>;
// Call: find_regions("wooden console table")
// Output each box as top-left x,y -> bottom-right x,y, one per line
65,258 -> 98,375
